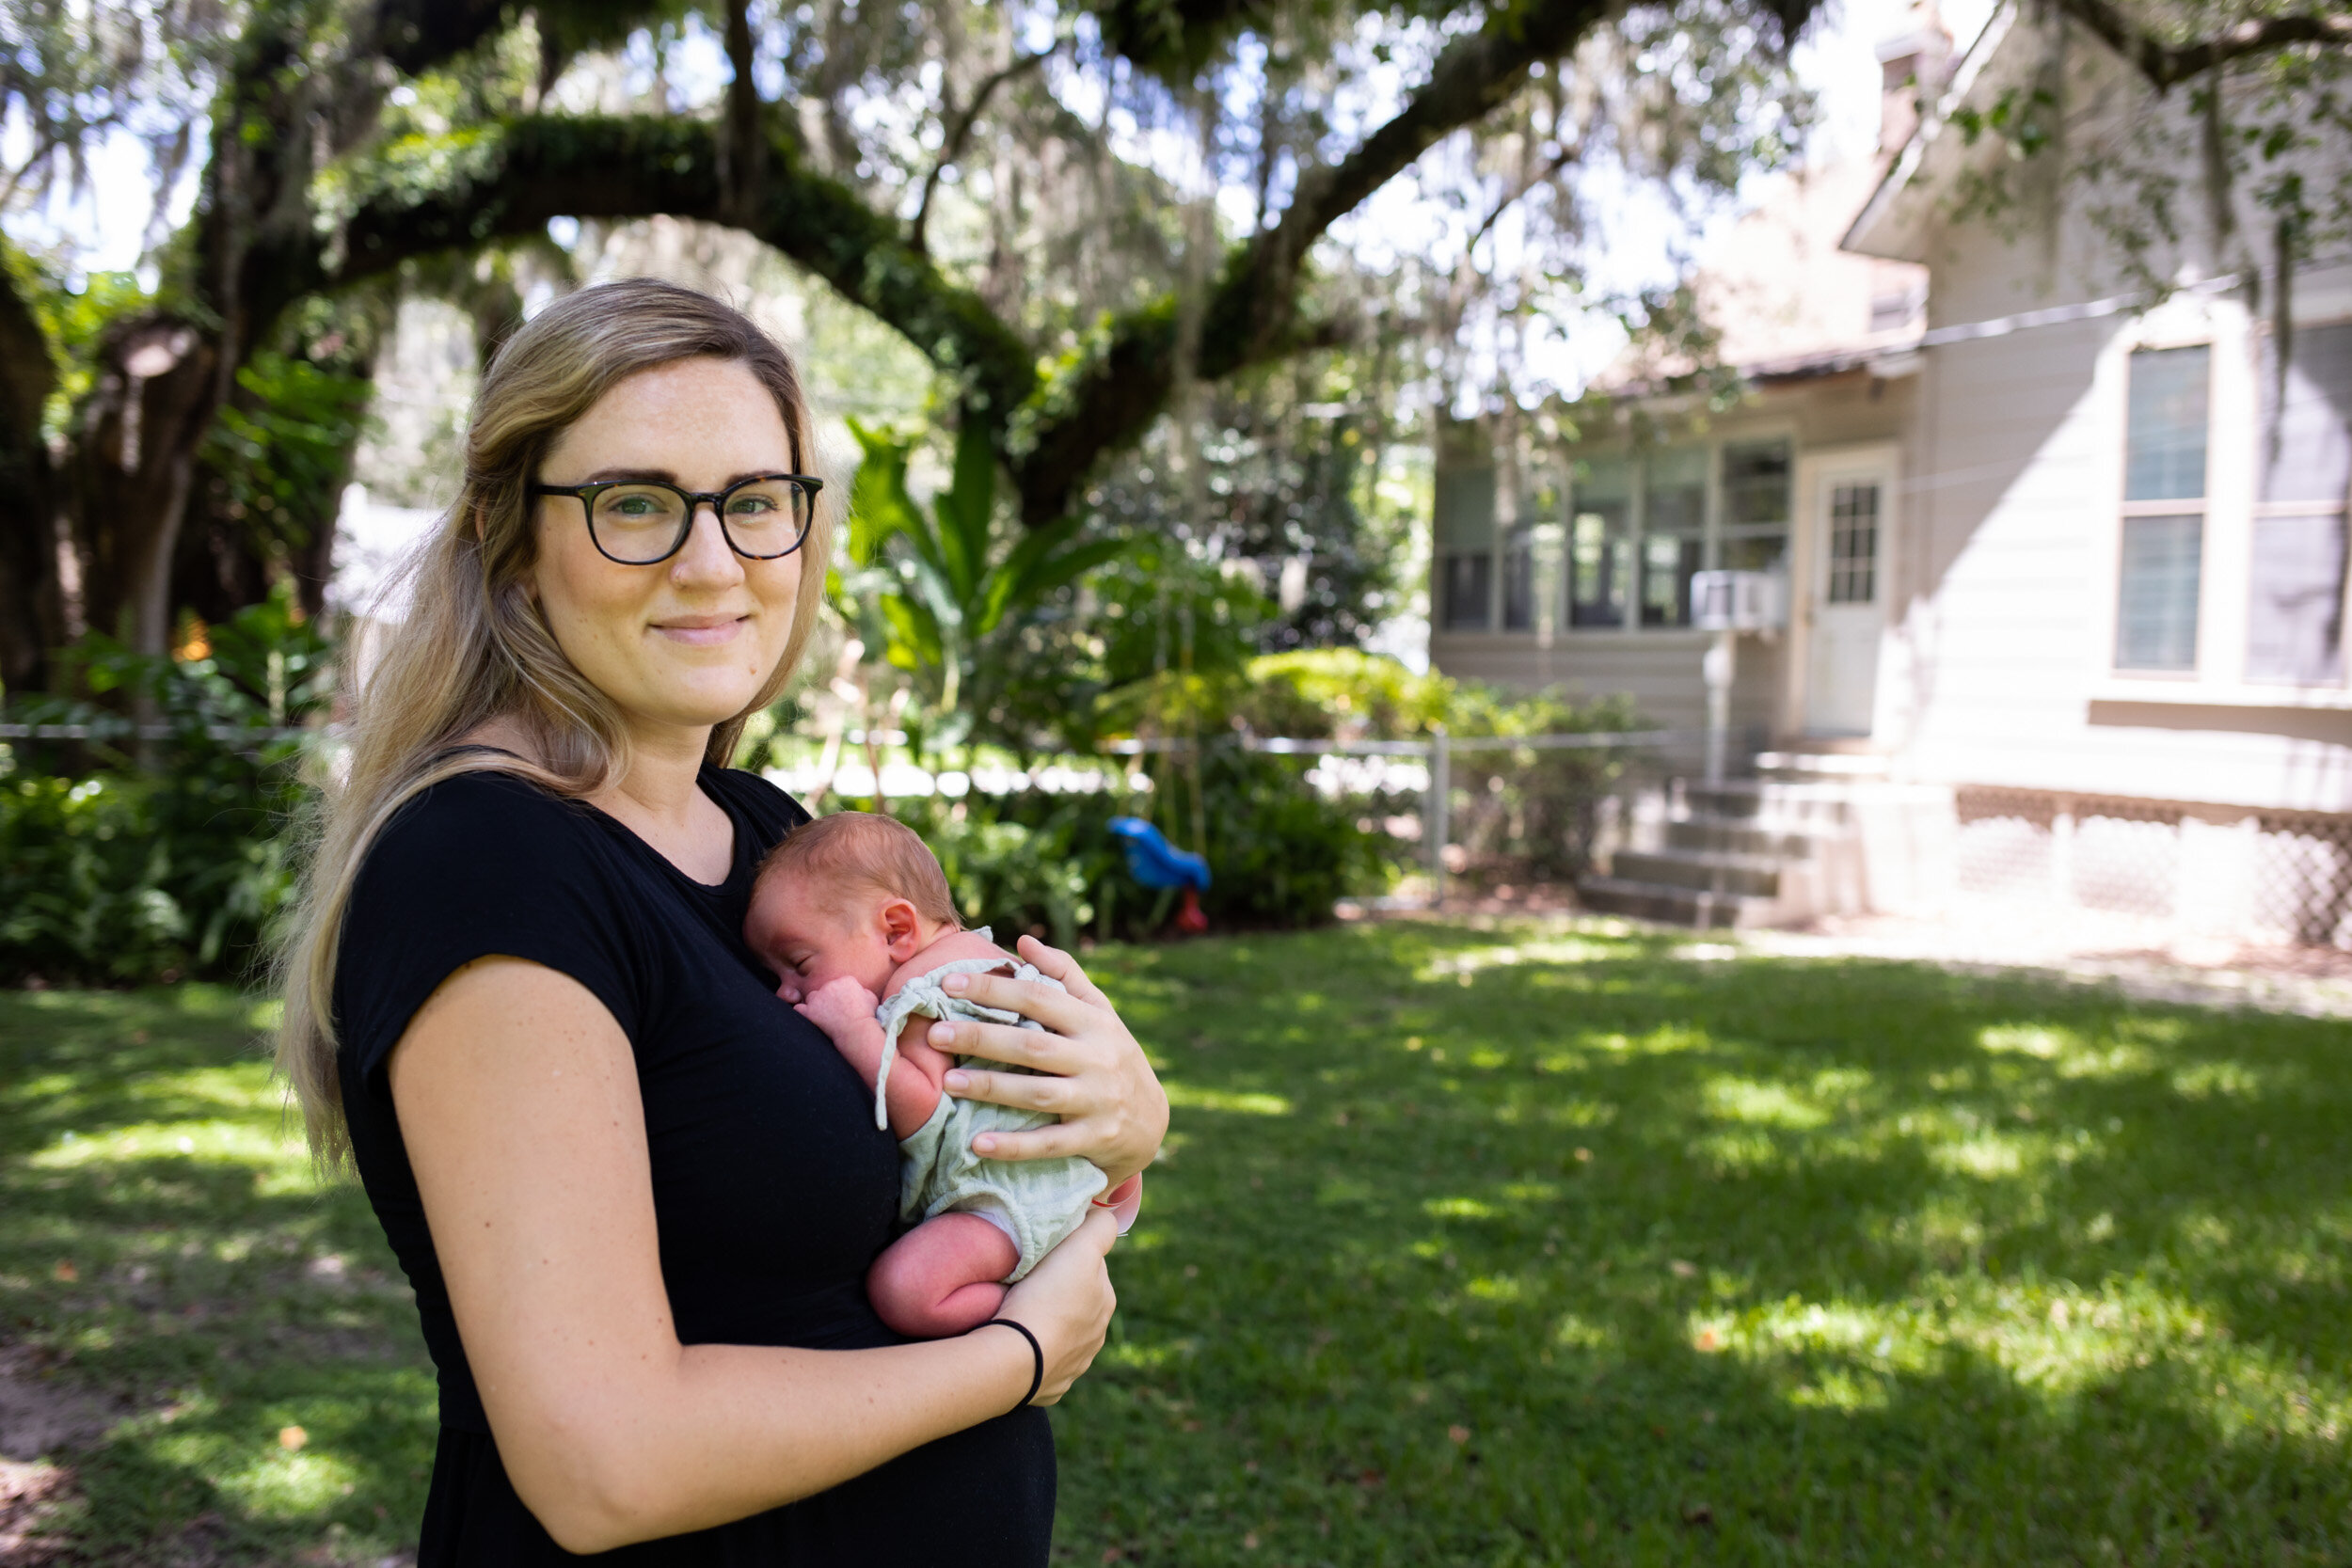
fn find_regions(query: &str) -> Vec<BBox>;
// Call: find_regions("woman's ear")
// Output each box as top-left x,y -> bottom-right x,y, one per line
879,897 -> 924,961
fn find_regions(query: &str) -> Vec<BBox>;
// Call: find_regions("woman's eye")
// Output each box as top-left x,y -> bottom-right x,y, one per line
727,496 -> 777,515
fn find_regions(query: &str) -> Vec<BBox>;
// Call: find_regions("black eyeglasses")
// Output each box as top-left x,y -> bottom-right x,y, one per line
528,473 -> 824,565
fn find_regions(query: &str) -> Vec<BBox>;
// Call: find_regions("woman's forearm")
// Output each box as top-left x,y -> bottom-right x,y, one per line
516,1332 -> 1036,1553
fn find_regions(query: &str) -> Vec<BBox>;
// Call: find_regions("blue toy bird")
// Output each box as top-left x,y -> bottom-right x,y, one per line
1107,816 -> 1212,932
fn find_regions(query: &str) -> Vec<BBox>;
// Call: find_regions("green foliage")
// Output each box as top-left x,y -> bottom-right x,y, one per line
839,417 -> 1134,751
887,743 -> 1382,943
202,351 -> 377,559
0,588 -> 332,985
24,265 -> 152,440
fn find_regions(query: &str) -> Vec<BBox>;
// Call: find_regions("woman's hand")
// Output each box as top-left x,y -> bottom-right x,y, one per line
995,1206 -> 1120,1405
928,936 -> 1168,1186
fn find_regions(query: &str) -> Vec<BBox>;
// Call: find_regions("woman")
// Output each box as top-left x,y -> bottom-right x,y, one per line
274,278 -> 1168,1563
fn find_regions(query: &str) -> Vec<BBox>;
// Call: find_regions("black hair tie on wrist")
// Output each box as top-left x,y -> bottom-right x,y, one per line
985,1318 -> 1044,1410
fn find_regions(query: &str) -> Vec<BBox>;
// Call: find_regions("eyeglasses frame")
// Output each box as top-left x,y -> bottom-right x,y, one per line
527,472 -> 826,565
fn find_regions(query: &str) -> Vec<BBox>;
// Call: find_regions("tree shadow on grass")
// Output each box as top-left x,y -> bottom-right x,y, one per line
1064,922 -> 2352,1566
2,986 -> 435,1563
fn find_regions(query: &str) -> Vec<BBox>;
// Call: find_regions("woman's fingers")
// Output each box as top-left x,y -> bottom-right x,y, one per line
936,971 -> 1095,1041
1013,934 -> 1108,1007
968,1117 -> 1087,1164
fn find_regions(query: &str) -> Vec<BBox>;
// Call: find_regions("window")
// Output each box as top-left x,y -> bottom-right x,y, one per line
1826,483 -> 1880,604
1720,439 -> 1792,573
2115,346 -> 2210,672
1442,552 -> 1493,630
1641,446 -> 1708,627
2249,323 -> 2352,685
1502,523 -> 1535,630
1570,455 -> 1632,627
1435,466 -> 1495,630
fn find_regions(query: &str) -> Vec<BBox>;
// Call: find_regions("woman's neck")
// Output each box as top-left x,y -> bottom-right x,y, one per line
602,721 -> 714,826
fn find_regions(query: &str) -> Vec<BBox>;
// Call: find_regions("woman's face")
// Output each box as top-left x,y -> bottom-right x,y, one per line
530,356 -> 804,745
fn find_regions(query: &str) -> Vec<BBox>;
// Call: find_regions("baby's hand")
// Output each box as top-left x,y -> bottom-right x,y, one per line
795,974 -> 881,1040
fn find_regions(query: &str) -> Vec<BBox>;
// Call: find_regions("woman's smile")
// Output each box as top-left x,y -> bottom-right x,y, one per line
651,612 -> 753,646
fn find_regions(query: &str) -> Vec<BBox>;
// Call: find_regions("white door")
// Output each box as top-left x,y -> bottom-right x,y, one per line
1804,462 -> 1893,736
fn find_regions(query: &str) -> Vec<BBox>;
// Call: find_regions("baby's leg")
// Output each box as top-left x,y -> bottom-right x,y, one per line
866,1212 -> 1021,1338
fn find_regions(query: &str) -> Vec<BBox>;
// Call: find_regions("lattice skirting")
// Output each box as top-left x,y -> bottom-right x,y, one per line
1953,787 -> 2352,948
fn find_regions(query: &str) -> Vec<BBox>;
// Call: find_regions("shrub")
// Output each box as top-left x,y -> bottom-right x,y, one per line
0,589 -> 326,986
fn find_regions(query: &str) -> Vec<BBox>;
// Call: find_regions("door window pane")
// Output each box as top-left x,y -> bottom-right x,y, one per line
1441,552 -> 1492,630
2115,515 -> 2201,670
1827,483 -> 1880,605
2125,346 -> 2210,501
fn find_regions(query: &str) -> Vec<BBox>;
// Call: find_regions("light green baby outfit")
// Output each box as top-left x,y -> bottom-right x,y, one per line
871,930 -> 1107,1282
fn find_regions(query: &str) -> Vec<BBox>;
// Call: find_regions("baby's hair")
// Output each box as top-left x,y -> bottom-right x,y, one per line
757,811 -> 962,929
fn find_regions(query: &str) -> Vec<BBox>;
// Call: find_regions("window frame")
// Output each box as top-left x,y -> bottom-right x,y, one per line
1545,427 -> 1797,641
2093,301 -> 2352,706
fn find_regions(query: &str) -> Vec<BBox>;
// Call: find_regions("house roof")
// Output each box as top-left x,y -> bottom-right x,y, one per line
1842,0 -> 2028,262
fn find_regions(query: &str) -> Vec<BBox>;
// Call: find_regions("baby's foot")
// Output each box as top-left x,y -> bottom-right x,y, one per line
1094,1174 -> 1144,1235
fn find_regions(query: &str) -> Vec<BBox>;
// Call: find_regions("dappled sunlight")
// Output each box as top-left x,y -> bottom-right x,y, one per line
1703,1074 -> 1833,1130
1162,1083 -> 1292,1116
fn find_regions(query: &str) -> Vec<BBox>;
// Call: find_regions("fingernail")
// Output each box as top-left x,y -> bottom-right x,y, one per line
974,1134 -> 996,1153
944,1069 -> 970,1092
944,974 -> 969,994
930,1022 -> 956,1046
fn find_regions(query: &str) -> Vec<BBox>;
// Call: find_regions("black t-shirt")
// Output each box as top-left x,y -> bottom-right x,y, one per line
335,763 -> 1052,1565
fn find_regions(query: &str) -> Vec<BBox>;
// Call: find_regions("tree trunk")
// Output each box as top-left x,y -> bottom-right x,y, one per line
0,256 -> 62,695
67,318 -> 222,655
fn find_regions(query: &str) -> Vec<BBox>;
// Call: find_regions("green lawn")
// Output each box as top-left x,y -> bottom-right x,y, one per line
5,920 -> 2349,1564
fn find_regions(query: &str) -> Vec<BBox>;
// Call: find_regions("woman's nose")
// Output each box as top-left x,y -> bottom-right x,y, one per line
671,501 -> 745,586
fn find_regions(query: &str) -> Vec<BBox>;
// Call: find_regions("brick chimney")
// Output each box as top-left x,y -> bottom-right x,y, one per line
1877,1 -> 1955,156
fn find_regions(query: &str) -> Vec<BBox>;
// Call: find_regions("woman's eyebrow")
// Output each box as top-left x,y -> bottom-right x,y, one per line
572,468 -> 793,487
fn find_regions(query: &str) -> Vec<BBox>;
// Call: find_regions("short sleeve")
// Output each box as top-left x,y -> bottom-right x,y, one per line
335,771 -> 649,1103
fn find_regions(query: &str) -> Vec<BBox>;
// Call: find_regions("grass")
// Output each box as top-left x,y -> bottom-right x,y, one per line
5,920 -> 2350,1564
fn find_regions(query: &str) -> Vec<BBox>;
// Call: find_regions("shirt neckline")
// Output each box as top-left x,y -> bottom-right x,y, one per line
580,763 -> 748,895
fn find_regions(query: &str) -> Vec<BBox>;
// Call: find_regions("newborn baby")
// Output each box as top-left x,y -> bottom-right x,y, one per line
746,811 -> 1140,1337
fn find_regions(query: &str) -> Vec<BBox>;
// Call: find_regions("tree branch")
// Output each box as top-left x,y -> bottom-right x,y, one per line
318,115 -> 1042,431
2050,0 -> 2352,89
1466,141 -> 1578,261
1009,0 -> 1613,524
911,45 -> 1053,254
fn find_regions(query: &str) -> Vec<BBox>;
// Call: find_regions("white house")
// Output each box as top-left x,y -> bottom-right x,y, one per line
1428,1 -> 2352,946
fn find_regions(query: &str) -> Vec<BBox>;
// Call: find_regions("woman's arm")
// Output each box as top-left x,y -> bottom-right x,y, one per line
390,957 -> 1116,1554
924,937 -> 1170,1187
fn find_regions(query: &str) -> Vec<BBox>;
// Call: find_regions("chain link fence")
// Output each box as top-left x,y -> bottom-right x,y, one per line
1954,786 -> 2352,949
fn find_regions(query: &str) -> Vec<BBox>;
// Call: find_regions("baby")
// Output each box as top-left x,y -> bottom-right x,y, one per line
746,811 -> 1140,1338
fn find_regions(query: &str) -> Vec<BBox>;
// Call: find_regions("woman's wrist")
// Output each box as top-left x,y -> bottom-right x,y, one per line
977,1319 -> 1043,1410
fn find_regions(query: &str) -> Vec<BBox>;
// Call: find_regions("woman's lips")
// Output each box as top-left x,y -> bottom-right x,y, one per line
651,615 -> 748,646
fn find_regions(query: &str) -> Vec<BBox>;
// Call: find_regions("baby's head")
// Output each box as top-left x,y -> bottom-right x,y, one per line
747,811 -> 962,1003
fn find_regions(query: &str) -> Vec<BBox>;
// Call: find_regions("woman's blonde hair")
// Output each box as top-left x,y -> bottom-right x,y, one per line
276,277 -> 834,1168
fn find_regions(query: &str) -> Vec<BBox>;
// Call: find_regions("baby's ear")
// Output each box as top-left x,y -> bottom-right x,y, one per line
879,896 -> 924,959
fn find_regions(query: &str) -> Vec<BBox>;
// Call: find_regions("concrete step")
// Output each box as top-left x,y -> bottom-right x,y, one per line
1665,816 -> 1840,858
1756,750 -> 1891,781
1681,780 -> 1859,827
1611,847 -> 1784,899
1576,875 -> 1777,929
